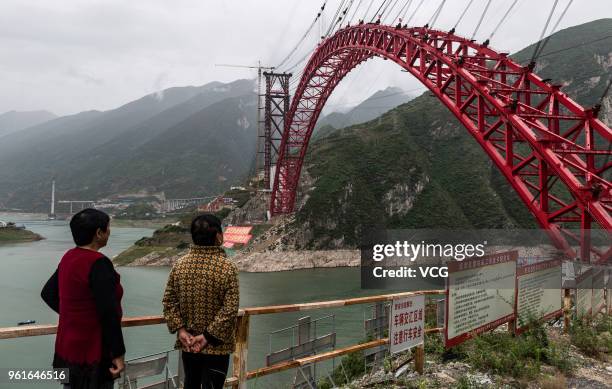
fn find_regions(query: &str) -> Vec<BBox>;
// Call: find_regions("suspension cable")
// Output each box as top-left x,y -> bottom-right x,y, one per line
470,0 -> 493,40
453,0 -> 475,30
601,79 -> 612,167
486,0 -> 519,41
405,0 -> 425,25
428,0 -> 447,28
370,0 -> 389,22
325,0 -> 348,37
348,0 -> 364,23
363,0 -> 375,20
380,0 -> 399,22
332,0 -> 355,32
382,0 -> 402,23
532,0 -> 574,61
276,1 -> 328,68
395,0 -> 414,23
529,0 -> 559,64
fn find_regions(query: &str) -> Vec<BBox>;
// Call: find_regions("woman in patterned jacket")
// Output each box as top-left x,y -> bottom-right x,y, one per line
162,214 -> 239,389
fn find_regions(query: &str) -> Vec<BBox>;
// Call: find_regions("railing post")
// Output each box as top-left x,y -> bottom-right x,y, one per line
563,288 -> 571,333
232,314 -> 250,389
508,319 -> 516,336
414,344 -> 424,375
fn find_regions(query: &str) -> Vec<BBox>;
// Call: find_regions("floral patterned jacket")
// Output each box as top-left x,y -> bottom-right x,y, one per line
162,245 -> 239,355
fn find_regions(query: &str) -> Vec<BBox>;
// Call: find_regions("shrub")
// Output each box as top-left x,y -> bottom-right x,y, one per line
570,315 -> 612,357
318,351 -> 365,389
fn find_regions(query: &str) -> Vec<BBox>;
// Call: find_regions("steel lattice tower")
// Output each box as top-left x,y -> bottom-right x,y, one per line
260,72 -> 292,190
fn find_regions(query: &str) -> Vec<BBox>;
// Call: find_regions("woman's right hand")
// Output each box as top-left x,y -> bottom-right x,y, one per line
109,355 -> 125,378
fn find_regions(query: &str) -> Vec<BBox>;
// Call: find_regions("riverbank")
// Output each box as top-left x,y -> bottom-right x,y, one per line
111,218 -> 177,229
0,227 -> 43,243
118,247 -> 360,272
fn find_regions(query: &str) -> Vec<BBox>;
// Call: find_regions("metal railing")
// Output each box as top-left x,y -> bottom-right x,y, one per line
0,290 -> 445,388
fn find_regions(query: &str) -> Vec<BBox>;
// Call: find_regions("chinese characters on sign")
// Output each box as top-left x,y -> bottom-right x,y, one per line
445,251 -> 517,347
515,259 -> 562,333
389,295 -> 425,355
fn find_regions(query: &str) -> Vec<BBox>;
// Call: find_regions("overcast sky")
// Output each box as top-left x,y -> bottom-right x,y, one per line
1,0 -> 610,116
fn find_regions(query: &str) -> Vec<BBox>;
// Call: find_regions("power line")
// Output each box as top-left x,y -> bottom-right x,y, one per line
536,35 -> 612,59
470,0 -> 493,40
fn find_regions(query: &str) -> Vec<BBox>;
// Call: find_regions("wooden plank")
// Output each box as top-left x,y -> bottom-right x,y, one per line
0,316 -> 166,339
242,290 -> 445,316
247,338 -> 389,380
0,324 -> 57,339
224,376 -> 238,387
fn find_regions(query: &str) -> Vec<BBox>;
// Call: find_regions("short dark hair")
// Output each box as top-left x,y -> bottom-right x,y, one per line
70,208 -> 110,246
191,214 -> 223,246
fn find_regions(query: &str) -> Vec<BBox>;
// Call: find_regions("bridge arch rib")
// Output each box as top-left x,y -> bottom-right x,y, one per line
271,24 -> 612,262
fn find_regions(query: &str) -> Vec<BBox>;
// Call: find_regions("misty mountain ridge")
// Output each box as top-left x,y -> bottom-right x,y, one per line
0,79 -> 257,211
316,86 -> 414,135
0,75 -> 413,211
0,110 -> 56,138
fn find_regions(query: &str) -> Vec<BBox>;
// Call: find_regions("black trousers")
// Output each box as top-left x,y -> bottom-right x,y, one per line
182,352 -> 230,389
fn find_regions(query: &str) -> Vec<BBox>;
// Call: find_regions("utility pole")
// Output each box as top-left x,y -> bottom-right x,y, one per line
49,180 -> 56,219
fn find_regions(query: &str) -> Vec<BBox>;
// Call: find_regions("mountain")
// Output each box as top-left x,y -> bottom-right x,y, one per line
0,110 -> 56,138
316,87 -> 413,134
0,79 -> 257,211
287,19 -> 612,249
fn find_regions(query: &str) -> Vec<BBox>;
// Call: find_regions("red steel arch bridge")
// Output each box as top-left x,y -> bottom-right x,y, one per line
269,23 -> 612,263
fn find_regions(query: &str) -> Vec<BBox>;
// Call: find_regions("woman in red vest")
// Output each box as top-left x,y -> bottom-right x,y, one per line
42,208 -> 125,389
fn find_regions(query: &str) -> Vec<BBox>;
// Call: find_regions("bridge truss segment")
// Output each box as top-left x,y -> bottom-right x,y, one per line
270,24 -> 612,263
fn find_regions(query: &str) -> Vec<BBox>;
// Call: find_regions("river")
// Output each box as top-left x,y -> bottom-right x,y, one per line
0,213 -> 402,388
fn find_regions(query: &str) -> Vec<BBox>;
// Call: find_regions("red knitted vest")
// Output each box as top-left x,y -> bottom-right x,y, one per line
55,248 -> 123,365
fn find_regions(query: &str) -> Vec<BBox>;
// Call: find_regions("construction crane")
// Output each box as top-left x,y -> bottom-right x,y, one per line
215,61 -> 276,190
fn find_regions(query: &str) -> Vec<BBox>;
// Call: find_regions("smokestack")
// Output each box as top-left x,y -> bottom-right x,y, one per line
50,180 -> 55,216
